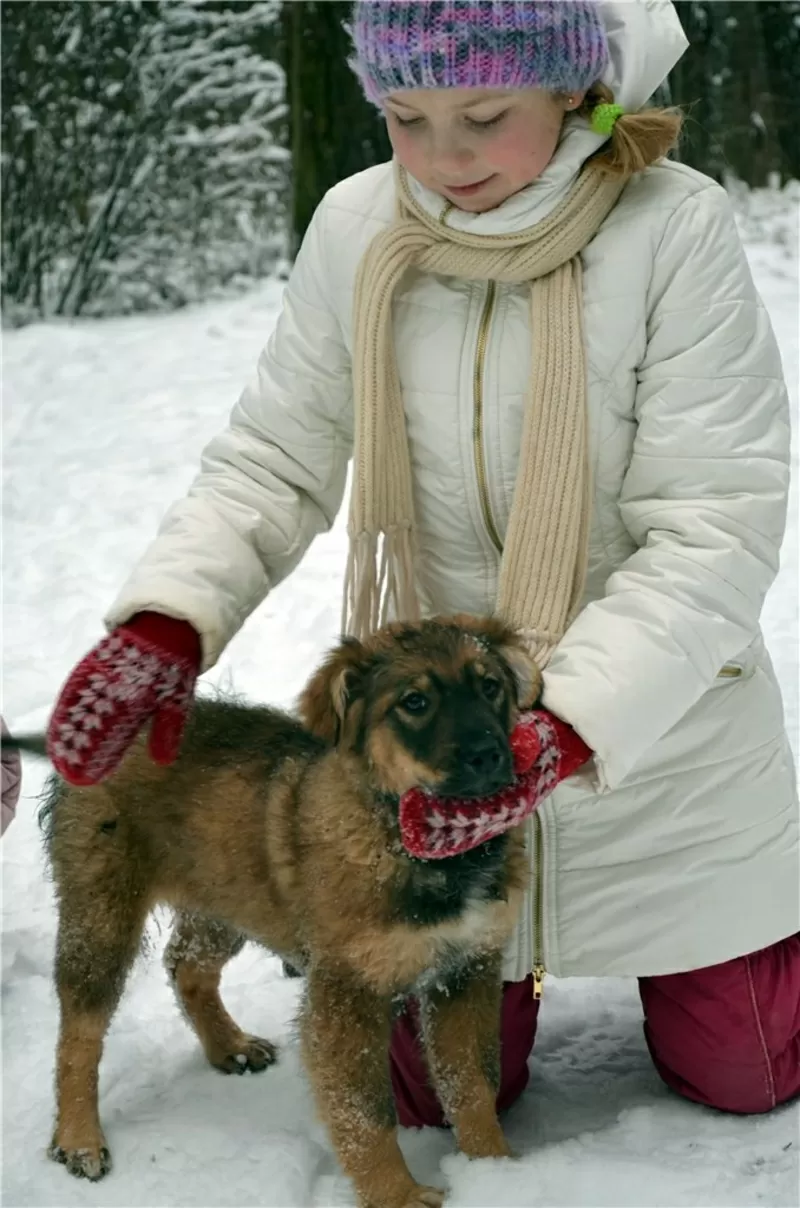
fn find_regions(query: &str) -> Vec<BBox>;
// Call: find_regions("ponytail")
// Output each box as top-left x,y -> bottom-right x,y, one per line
580,83 -> 683,177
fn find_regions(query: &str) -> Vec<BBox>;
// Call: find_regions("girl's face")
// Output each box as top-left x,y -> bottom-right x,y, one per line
384,87 -> 580,213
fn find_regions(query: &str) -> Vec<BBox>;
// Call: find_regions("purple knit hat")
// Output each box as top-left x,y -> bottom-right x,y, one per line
348,1 -> 609,106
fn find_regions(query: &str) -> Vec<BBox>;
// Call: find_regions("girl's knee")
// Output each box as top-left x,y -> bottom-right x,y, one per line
647,1042 -> 784,1114
641,937 -> 800,1115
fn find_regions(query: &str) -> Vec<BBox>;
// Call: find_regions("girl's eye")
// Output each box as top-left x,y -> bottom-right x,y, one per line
393,114 -> 423,128
482,676 -> 502,701
400,691 -> 429,714
466,111 -> 508,131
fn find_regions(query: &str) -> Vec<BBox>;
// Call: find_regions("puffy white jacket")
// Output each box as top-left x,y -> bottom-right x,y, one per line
107,1 -> 799,980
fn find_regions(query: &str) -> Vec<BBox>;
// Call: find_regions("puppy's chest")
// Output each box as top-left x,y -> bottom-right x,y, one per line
392,855 -> 506,928
402,896 -> 511,1001
390,850 -> 516,981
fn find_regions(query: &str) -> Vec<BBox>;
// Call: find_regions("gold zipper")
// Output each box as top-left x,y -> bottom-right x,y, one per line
439,201 -> 454,225
472,281 -> 503,554
531,811 -> 546,999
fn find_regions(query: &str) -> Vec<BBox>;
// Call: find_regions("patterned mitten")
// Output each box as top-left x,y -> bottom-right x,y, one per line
398,710 -> 592,860
46,612 -> 201,786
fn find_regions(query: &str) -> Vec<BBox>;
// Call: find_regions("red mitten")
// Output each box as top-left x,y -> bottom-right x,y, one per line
399,710 -> 592,860
46,612 -> 202,787
536,711 -> 594,782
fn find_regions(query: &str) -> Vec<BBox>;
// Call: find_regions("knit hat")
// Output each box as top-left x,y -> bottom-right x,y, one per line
348,0 -> 609,106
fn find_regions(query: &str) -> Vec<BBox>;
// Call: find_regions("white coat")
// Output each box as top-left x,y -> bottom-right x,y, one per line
107,1 -> 799,981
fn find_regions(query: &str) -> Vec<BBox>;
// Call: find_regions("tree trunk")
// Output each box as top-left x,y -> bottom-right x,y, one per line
280,0 -> 390,255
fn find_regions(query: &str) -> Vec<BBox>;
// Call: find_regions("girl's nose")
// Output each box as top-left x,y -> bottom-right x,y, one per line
428,130 -> 475,175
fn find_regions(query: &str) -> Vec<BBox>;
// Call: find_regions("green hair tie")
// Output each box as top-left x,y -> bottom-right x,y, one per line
591,102 -> 625,136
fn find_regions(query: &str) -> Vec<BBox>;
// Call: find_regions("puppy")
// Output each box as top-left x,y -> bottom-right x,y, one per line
22,614 -> 539,1208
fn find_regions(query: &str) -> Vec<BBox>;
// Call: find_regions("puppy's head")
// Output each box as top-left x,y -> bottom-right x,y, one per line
298,615 -> 541,799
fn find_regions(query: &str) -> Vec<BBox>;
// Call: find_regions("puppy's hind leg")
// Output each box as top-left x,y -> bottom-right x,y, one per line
164,912 -> 277,1074
51,884 -> 149,1180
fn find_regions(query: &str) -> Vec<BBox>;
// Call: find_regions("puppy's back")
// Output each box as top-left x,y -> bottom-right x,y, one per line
43,699 -> 327,913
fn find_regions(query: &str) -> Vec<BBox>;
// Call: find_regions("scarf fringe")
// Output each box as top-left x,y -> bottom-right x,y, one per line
342,525 -> 421,641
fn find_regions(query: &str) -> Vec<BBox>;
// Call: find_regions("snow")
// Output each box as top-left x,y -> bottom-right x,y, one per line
2,189 -> 798,1206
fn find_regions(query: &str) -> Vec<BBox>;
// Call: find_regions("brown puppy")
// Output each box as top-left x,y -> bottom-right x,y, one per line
34,614 -> 539,1208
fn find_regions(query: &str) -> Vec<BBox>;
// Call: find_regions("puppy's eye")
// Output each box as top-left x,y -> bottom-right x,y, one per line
400,691 -> 429,714
482,676 -> 502,701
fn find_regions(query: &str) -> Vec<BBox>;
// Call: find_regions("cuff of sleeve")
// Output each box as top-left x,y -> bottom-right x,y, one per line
121,611 -> 202,669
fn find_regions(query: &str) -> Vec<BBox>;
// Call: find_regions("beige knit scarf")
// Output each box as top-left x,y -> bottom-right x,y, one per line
343,160 -> 625,667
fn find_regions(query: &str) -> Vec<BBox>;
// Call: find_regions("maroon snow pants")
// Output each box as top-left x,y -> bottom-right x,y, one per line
390,933 -> 800,1126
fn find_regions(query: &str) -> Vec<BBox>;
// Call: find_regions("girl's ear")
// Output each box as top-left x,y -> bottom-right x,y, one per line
297,637 -> 369,745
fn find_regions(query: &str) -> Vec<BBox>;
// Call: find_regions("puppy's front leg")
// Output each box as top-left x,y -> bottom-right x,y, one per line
301,967 -> 443,1208
420,955 -> 512,1160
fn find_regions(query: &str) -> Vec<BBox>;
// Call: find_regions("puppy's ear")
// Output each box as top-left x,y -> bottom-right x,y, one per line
497,640 -> 541,709
298,637 -> 368,746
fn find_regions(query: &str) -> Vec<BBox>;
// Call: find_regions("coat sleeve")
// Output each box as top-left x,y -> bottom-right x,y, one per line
105,197 -> 353,670
541,183 -> 791,791
1,717 -> 22,834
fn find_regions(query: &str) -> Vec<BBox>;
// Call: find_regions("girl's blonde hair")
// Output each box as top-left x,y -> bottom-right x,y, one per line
578,83 -> 683,177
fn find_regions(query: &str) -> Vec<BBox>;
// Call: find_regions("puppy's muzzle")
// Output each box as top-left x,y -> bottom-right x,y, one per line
441,733 -> 513,799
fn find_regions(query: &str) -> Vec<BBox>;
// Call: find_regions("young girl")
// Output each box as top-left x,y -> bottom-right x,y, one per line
46,0 -> 799,1124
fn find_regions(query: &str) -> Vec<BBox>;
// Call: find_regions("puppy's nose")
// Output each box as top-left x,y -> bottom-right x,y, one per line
464,738 -> 504,777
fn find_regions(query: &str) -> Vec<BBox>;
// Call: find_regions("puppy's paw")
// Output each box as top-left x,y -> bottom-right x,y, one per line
462,1134 -> 513,1160
404,1189 -> 445,1208
364,1187 -> 445,1208
212,1033 -> 277,1074
49,1140 -> 112,1181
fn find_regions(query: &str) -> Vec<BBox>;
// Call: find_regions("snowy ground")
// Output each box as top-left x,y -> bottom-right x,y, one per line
2,188 -> 799,1207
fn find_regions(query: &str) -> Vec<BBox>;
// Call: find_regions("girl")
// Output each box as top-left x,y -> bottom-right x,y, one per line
46,1 -> 799,1124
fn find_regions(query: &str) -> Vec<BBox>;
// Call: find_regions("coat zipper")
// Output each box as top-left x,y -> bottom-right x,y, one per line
531,811 -> 546,999
472,281 -> 503,554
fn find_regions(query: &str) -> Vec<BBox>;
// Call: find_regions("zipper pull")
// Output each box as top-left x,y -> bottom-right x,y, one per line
532,963 -> 546,1000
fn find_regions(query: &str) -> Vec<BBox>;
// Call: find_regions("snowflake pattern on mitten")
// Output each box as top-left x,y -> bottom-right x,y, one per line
48,631 -> 197,785
398,712 -> 562,860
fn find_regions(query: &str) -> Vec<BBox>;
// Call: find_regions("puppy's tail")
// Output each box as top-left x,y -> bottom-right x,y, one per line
1,732 -> 49,760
